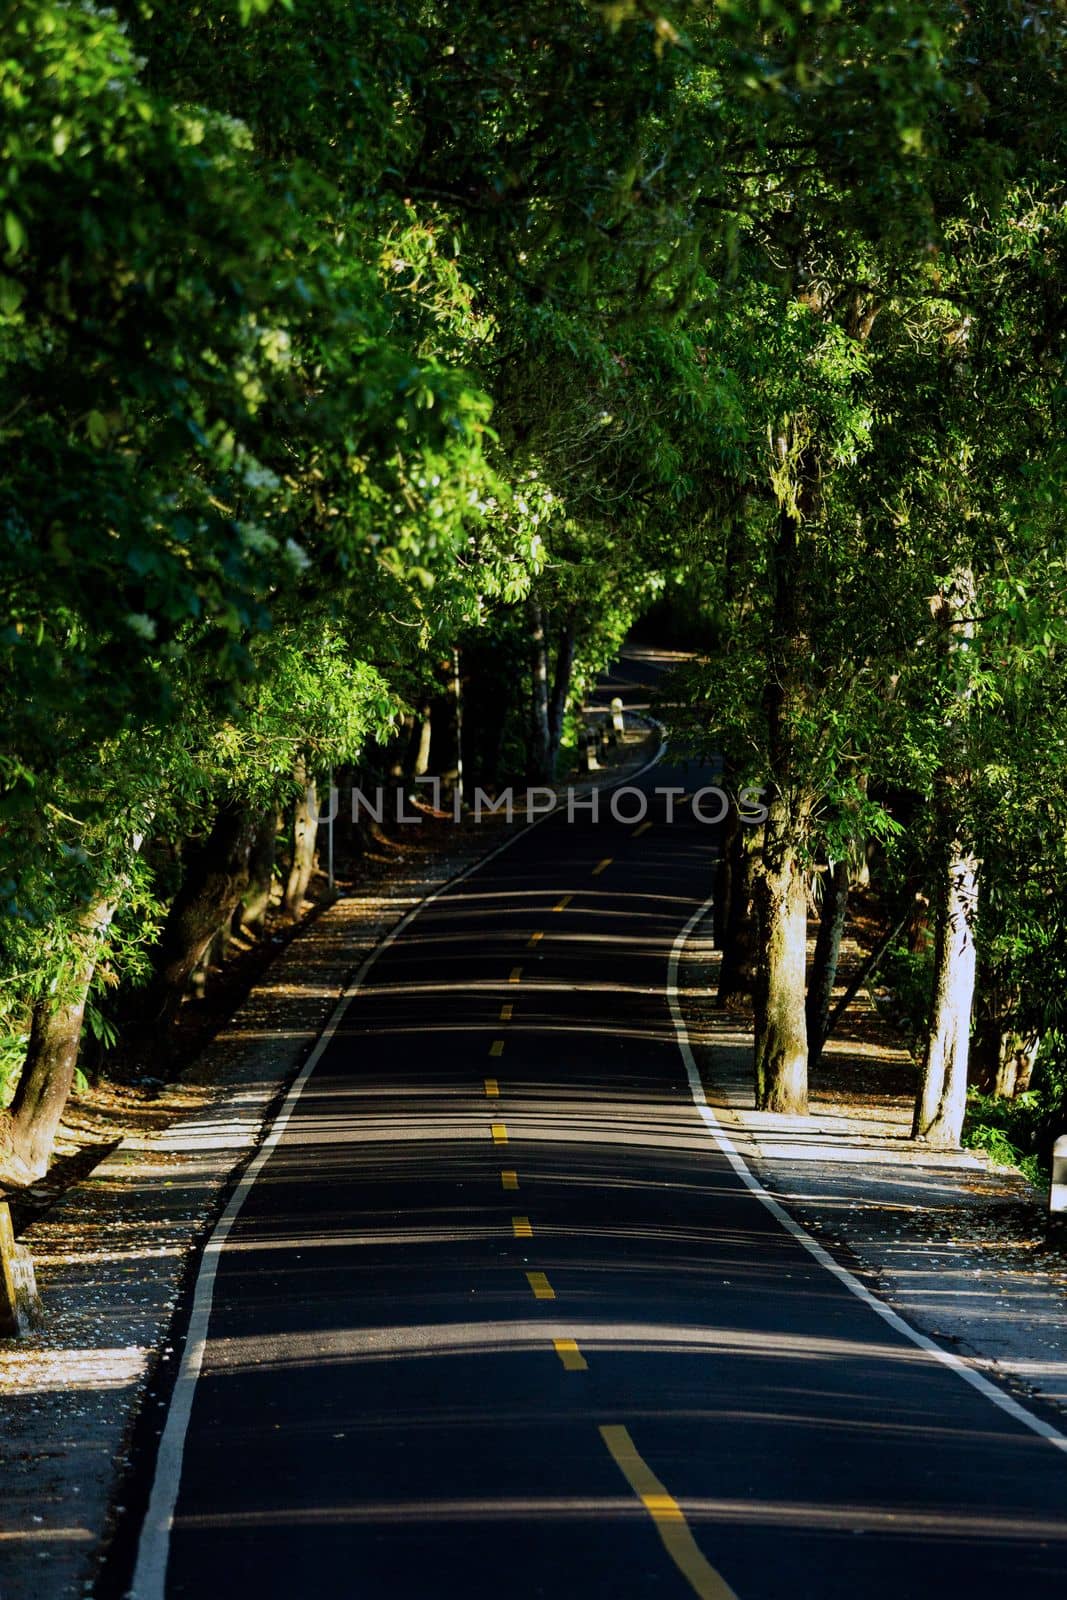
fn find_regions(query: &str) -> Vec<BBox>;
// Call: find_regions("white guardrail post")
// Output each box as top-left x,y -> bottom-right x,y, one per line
1051,1135 -> 1067,1224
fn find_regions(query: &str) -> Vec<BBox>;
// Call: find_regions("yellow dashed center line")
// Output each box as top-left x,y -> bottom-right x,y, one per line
512,1215 -> 533,1238
499,1003 -> 513,1022
501,1170 -> 519,1191
553,893 -> 573,912
509,966 -> 523,983
553,1338 -> 588,1372
527,931 -> 543,949
489,1039 -> 504,1058
591,857 -> 613,876
525,1271 -> 555,1300
491,1123 -> 508,1145
599,1426 -> 738,1600
484,1078 -> 499,1098
632,820 -> 654,838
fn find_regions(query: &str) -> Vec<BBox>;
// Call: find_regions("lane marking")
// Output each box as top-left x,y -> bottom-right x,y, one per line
512,1216 -> 533,1238
554,893 -> 573,911
499,1003 -> 513,1022
131,722 -> 671,1599
489,1039 -> 505,1058
667,892 -> 1067,1458
599,1426 -> 738,1600
527,931 -> 543,949
632,820 -> 654,838
509,966 -> 523,983
553,1338 -> 588,1372
525,1271 -> 555,1300
591,857 -> 613,876
491,1123 -> 508,1145
484,1078 -> 499,1098
501,1170 -> 519,1191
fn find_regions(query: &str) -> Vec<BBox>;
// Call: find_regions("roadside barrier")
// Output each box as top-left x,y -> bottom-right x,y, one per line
1051,1135 -> 1067,1237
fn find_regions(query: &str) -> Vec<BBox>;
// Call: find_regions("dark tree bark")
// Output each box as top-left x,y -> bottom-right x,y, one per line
974,1019 -> 1040,1098
528,599 -> 552,783
716,811 -> 760,1006
3,996 -> 92,1182
1,873 -> 133,1182
823,900 -> 914,1043
908,893 -> 932,953
233,807 -> 279,937
806,858 -> 850,1069
389,714 -> 415,783
994,1032 -> 1040,1098
713,797 -> 738,951
754,799 -> 809,1114
411,702 -> 432,779
282,767 -> 318,917
140,799 -> 260,1036
971,979 -> 1040,1098
547,611 -> 578,768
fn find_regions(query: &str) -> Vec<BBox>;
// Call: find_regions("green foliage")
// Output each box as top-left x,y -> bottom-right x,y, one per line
962,1048 -> 1067,1187
876,945 -> 935,1052
962,1103 -> 1045,1187
3,0 -> 1067,1167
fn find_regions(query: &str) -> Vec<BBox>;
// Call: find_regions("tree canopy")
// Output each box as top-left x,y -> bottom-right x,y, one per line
2,0 -> 1066,1180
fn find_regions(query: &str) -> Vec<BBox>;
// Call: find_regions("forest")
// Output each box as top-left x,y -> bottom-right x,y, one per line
2,0 -> 1066,1193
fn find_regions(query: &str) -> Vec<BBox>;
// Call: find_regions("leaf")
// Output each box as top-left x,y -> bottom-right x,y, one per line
0,275 -> 23,315
4,211 -> 26,256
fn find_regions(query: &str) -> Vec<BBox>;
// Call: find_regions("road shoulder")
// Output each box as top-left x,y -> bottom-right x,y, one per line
680,915 -> 1067,1426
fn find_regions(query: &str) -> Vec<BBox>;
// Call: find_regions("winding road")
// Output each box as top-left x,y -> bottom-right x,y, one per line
119,654 -> 1067,1600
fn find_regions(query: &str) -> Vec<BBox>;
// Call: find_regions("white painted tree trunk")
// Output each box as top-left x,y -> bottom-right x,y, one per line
913,844 -> 978,1146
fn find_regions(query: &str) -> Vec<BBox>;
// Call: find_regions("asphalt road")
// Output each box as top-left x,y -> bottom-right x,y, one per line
121,657 -> 1067,1599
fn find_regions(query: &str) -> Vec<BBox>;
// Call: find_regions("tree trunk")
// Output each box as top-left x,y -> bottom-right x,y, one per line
282,770 -> 318,917
412,702 -> 432,779
436,651 -> 464,807
528,599 -> 552,783
974,1009 -> 1040,1099
806,858 -> 849,1069
912,843 -> 978,1145
1,880 -> 128,1183
912,566 -> 979,1148
753,808 -> 809,1114
751,486 -> 813,1112
139,800 -> 259,1037
995,1031 -> 1039,1098
713,798 -> 738,951
233,807 -> 279,937
824,900 -> 914,1043
717,812 -> 760,1006
547,612 -> 577,768
390,714 -> 415,783
908,893 -> 932,953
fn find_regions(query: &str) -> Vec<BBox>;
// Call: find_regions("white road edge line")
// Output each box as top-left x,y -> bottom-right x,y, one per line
667,892 -> 1067,1457
131,721 -> 668,1598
